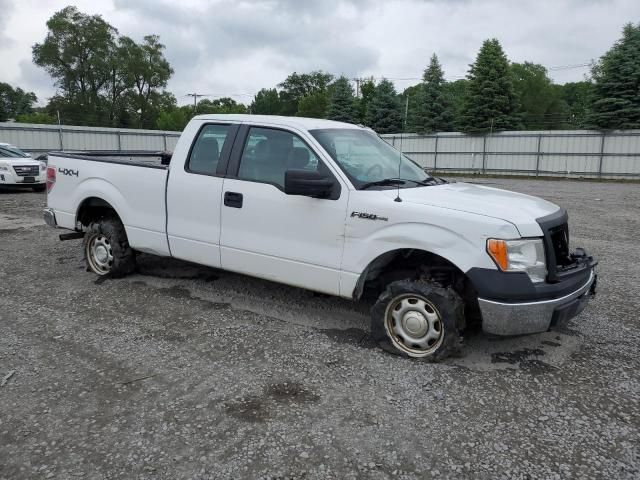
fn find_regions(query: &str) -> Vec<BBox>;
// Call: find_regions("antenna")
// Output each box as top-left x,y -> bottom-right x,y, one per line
394,95 -> 410,203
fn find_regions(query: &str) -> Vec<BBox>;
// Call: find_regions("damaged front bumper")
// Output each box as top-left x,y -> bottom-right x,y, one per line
479,269 -> 596,336
468,248 -> 597,336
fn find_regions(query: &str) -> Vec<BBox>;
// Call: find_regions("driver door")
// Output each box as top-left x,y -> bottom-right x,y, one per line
220,126 -> 348,295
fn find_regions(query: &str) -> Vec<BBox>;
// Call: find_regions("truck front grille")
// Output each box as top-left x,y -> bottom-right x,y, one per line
537,209 -> 576,282
13,165 -> 39,177
549,222 -> 572,268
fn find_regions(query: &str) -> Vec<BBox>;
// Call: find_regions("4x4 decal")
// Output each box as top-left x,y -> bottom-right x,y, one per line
58,167 -> 79,177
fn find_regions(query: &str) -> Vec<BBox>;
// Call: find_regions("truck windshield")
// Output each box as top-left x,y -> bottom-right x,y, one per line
310,128 -> 433,189
0,145 -> 31,158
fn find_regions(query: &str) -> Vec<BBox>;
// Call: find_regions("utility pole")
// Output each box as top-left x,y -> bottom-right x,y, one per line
187,93 -> 207,113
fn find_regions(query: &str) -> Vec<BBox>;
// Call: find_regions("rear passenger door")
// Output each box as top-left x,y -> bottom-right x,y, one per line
219,125 -> 348,295
166,122 -> 238,268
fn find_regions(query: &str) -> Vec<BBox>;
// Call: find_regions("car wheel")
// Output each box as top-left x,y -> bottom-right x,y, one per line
371,279 -> 464,360
83,216 -> 136,277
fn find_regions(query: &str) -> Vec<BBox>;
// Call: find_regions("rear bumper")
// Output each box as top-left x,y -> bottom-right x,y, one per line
479,270 -> 596,336
43,208 -> 57,227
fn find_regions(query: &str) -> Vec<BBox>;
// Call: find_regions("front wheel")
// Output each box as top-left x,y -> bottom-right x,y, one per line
371,280 -> 464,360
83,217 -> 135,277
32,184 -> 46,192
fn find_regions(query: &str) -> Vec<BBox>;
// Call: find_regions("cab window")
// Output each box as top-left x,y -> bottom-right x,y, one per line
187,124 -> 232,175
237,127 -> 322,189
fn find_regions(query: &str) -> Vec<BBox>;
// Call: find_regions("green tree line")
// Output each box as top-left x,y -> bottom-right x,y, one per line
3,6 -> 640,134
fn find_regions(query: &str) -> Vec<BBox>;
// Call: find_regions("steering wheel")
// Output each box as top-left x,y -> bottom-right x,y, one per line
365,164 -> 383,179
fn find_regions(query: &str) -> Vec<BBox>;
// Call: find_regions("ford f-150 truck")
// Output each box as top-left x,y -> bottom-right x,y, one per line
0,142 -> 46,191
43,115 -> 597,359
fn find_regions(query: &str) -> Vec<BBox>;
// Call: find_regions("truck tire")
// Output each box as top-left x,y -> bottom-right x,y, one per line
371,280 -> 464,360
83,216 -> 135,277
32,184 -> 46,192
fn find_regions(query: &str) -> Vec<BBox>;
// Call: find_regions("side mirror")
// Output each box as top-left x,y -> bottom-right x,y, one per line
284,169 -> 335,199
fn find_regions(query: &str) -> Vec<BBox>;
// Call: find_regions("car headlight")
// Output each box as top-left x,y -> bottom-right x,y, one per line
40,161 -> 47,171
0,164 -> 9,171
487,238 -> 547,283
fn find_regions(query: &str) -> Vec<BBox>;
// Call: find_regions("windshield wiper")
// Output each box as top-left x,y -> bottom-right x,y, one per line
403,178 -> 439,186
360,177 -> 439,190
360,178 -> 407,190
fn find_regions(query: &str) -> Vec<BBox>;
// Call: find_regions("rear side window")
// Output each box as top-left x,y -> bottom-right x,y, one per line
187,124 -> 232,175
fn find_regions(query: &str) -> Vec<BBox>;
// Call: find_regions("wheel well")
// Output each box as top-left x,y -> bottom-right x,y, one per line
354,249 -> 481,328
76,197 -> 121,228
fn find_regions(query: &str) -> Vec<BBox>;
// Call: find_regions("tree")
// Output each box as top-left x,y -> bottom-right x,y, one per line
561,81 -> 594,128
0,83 -> 38,121
251,88 -> 282,115
366,79 -> 402,133
33,6 -> 173,128
511,62 -> 568,129
278,71 -> 333,115
15,112 -> 57,124
587,22 -> 640,129
196,97 -> 247,114
156,107 -> 190,131
444,79 -> 468,130
404,84 -> 425,132
33,6 -> 117,125
327,76 -> 356,123
408,54 -> 454,133
354,77 -> 376,124
459,39 -> 521,133
297,91 -> 329,118
123,35 -> 173,128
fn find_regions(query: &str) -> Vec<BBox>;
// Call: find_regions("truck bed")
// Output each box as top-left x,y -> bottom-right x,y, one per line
46,150 -> 171,256
49,150 -> 171,169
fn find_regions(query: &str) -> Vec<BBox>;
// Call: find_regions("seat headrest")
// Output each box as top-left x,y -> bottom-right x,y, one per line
193,136 -> 219,162
288,147 -> 310,169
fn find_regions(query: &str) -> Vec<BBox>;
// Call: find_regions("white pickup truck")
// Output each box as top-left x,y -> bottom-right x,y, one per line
44,114 -> 597,359
0,142 -> 47,191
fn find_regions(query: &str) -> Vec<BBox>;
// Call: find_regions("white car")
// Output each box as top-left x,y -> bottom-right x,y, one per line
43,115 -> 597,360
0,143 -> 46,191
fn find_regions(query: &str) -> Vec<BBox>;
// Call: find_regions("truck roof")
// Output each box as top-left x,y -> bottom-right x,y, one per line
191,114 -> 365,131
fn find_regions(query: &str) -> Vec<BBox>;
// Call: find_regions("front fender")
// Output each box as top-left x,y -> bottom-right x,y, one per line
339,212 -> 518,298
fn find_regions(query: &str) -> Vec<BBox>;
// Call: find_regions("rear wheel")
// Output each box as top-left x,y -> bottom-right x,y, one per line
371,280 -> 464,360
83,217 -> 135,277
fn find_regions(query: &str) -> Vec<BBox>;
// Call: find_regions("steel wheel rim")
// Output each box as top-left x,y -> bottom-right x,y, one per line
86,234 -> 113,275
384,293 -> 444,357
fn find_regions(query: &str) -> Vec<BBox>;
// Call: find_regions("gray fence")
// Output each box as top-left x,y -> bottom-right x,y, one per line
1,122 -> 639,179
0,122 -> 181,155
382,130 -> 640,179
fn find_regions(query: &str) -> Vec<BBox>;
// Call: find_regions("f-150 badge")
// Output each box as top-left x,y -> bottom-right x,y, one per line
351,211 -> 388,221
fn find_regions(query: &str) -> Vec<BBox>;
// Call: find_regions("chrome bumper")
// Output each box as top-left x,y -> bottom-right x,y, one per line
43,208 -> 57,227
479,270 -> 596,336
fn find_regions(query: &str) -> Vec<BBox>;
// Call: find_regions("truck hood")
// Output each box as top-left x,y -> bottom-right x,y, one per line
382,182 -> 560,237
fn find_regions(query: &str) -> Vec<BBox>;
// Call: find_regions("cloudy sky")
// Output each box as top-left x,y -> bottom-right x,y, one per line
1,0 -> 639,106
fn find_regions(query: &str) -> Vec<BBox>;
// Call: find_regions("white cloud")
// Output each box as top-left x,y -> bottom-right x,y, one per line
0,0 -> 638,106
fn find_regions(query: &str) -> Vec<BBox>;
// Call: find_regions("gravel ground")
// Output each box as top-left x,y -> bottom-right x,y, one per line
0,178 -> 638,479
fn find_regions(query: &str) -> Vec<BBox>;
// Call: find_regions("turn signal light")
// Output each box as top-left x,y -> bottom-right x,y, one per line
487,239 -> 508,270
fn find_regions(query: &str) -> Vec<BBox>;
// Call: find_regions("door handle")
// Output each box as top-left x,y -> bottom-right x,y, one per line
224,191 -> 243,208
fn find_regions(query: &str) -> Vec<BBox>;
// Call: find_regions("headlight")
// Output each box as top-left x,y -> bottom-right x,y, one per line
40,162 -> 47,171
487,238 -> 547,283
0,164 -> 8,171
